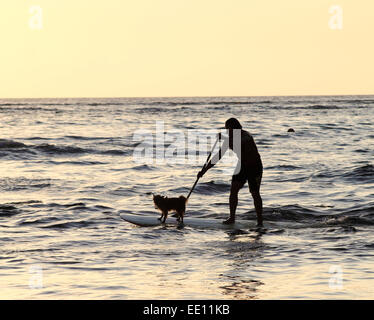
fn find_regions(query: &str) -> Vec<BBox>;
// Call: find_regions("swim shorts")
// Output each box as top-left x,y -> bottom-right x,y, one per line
232,164 -> 263,193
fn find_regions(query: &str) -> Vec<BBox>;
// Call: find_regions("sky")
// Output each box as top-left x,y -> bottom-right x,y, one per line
0,0 -> 373,98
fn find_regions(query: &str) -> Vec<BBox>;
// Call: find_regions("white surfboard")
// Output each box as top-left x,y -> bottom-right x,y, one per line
120,213 -> 257,230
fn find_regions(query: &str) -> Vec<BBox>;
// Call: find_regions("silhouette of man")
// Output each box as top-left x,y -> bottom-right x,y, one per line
198,118 -> 263,226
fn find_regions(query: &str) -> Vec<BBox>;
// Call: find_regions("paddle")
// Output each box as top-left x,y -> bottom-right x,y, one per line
186,135 -> 220,200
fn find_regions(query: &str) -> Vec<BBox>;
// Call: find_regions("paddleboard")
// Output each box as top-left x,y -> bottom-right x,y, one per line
120,213 -> 257,230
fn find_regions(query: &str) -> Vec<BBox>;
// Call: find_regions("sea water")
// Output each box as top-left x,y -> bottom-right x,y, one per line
0,95 -> 373,299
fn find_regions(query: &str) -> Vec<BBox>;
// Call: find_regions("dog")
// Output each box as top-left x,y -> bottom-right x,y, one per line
153,194 -> 187,224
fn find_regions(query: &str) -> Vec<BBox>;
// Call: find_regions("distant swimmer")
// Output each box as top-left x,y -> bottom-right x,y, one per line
287,128 -> 295,132
197,118 -> 264,227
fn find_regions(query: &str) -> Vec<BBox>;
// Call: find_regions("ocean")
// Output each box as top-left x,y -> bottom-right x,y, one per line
0,95 -> 373,299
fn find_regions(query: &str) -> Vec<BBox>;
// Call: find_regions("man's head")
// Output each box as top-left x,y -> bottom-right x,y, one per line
225,118 -> 242,133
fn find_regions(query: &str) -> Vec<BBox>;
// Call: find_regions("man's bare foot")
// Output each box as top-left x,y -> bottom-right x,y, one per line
223,217 -> 235,224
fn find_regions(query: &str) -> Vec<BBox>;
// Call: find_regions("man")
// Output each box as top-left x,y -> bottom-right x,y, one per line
197,118 -> 264,226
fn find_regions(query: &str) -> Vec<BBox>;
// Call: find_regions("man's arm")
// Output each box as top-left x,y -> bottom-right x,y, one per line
197,137 -> 228,178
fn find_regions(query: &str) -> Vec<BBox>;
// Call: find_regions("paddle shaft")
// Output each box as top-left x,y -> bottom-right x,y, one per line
186,136 -> 220,200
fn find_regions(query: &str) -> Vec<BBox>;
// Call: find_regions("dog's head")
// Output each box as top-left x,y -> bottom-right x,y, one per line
153,194 -> 165,210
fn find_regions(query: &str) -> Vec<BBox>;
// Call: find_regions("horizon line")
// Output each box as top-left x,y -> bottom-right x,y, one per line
1,93 -> 374,100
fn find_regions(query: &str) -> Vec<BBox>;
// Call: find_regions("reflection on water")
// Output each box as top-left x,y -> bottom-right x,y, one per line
218,230 -> 265,299
220,278 -> 264,299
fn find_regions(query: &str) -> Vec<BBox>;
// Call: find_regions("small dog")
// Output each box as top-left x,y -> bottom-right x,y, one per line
153,194 -> 187,224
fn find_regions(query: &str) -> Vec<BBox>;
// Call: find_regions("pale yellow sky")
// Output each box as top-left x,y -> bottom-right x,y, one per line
0,0 -> 373,98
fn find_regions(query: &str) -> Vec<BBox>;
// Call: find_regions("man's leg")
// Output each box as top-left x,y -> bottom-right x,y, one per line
249,173 -> 263,227
251,190 -> 263,227
224,180 -> 245,224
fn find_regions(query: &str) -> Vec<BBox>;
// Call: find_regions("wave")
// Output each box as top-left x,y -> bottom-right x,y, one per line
264,205 -> 322,221
269,103 -> 371,110
312,164 -> 374,183
47,202 -> 87,208
19,216 -> 61,226
0,106 -> 61,112
23,137 -> 52,141
5,200 -> 42,206
255,204 -> 374,227
46,160 -> 107,165
108,187 -> 138,196
0,139 -> 27,149
305,104 -> 343,109
34,143 -> 87,154
100,149 -> 130,155
134,107 -> 168,113
132,164 -> 154,171
322,215 -> 374,227
133,100 -> 273,107
41,219 -> 95,229
342,164 -> 374,181
2,198 -> 373,231
0,139 -> 130,157
0,177 -> 51,192
266,165 -> 302,170
329,98 -> 374,104
0,101 -> 125,107
0,139 -> 87,155
0,204 -> 20,217
64,135 -> 110,141
194,181 -> 230,194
